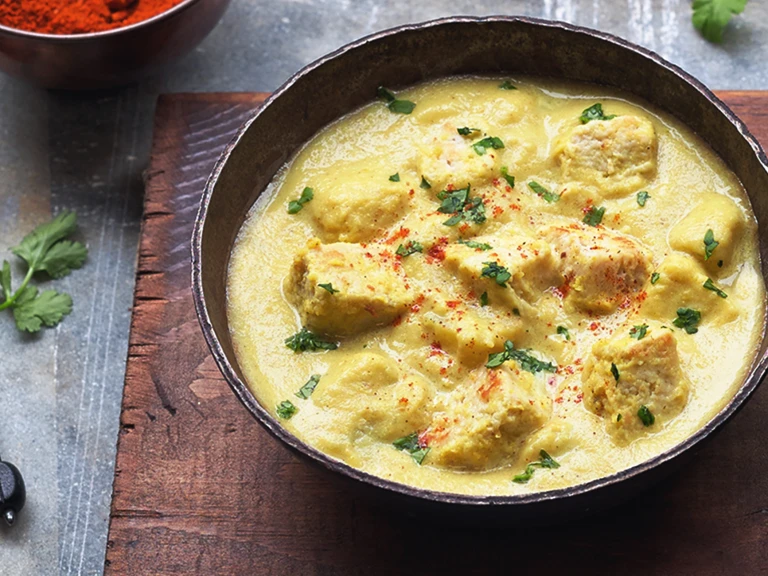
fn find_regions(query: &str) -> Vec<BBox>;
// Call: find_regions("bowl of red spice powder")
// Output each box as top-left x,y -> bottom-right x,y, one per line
0,0 -> 231,89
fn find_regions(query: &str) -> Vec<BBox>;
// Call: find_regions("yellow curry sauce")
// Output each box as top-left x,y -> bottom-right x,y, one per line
227,77 -> 765,495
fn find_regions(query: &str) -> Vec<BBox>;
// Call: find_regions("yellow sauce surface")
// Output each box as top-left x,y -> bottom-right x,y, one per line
227,77 -> 765,495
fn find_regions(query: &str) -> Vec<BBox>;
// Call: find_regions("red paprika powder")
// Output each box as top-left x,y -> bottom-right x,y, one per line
0,0 -> 187,35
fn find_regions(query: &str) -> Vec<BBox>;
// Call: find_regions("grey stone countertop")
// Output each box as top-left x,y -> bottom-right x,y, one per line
0,0 -> 766,574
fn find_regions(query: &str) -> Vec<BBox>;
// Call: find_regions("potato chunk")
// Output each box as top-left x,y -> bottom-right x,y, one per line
313,352 -> 433,444
540,223 -> 652,314
582,327 -> 689,444
304,177 -> 410,243
417,125 -> 502,192
443,235 -> 563,305
424,366 -> 551,470
287,240 -> 411,336
420,297 -> 525,366
668,192 -> 745,274
555,115 -> 657,197
641,253 -> 737,325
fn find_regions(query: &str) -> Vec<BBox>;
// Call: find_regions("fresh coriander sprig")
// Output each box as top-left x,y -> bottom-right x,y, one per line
692,0 -> 748,43
0,212 -> 87,333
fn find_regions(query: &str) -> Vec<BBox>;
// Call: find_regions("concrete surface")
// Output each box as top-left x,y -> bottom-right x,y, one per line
0,0 -> 766,574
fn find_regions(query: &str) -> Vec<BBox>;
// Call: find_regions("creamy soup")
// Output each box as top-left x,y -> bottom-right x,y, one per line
227,77 -> 765,495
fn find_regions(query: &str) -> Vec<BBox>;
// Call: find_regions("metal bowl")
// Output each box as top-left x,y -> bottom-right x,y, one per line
192,17 -> 768,517
0,0 -> 231,89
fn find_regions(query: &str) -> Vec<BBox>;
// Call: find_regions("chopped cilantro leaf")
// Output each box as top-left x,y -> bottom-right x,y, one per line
583,206 -> 606,226
393,432 -> 430,465
637,190 -> 650,207
420,176 -> 432,189
486,340 -> 557,374
638,405 -> 655,427
437,186 -> 486,226
458,238 -> 492,250
389,173 -> 400,182
285,327 -> 338,352
528,181 -> 560,203
500,166 -> 516,188
512,308 -> 520,316
703,277 -> 728,298
318,283 -> 339,294
611,362 -> 620,382
580,103 -> 616,123
617,413 -> 623,422
692,0 -> 748,43
276,400 -> 297,419
481,261 -> 512,287
287,187 -> 314,214
499,80 -> 518,90
557,326 -> 570,340
396,241 -> 423,257
630,324 -> 649,340
513,450 -> 560,483
471,136 -> 504,156
376,86 -> 415,114
704,228 -> 719,260
673,308 -> 701,334
651,272 -> 661,285
295,374 -> 321,399
457,126 -> 481,136
480,291 -> 489,306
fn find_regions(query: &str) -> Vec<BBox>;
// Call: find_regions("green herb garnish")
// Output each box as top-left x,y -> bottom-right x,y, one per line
637,405 -> 655,427
611,362 -> 620,382
528,181 -> 560,203
499,80 -> 518,90
457,127 -> 481,136
651,272 -> 661,285
437,186 -> 486,226
703,277 -> 728,298
276,400 -> 297,419
481,261 -> 511,287
704,228 -> 719,260
285,328 -> 338,352
512,450 -> 560,483
393,432 -> 430,465
376,86 -> 416,114
637,190 -> 650,207
396,241 -> 423,257
389,173 -> 400,182
420,176 -> 432,189
583,206 -> 606,227
458,238 -> 492,250
486,340 -> 557,374
617,413 -> 623,422
0,211 -> 87,333
557,326 -> 570,340
318,283 -> 339,294
480,291 -> 489,306
295,374 -> 321,399
500,166 -> 515,188
471,136 -> 504,156
692,0 -> 748,43
630,324 -> 649,340
579,103 -> 616,123
673,308 -> 701,334
287,187 -> 314,214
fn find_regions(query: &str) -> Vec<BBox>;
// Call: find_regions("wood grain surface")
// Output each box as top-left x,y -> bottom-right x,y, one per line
104,92 -> 768,575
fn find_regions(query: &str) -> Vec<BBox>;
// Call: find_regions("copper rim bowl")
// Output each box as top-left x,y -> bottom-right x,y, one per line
192,16 -> 768,517
0,0 -> 231,90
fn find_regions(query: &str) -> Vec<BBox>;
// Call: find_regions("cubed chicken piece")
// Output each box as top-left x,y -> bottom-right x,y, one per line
312,352 -> 433,446
641,253 -> 737,325
540,223 -> 653,315
417,125 -> 503,192
443,235 -> 563,306
582,326 -> 690,444
668,192 -> 746,274
304,177 -> 410,243
423,365 -> 551,470
287,240 -> 412,337
555,115 -> 658,198
420,297 -> 525,367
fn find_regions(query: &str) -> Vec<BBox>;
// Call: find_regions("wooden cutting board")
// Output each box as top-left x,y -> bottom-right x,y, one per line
104,92 -> 768,575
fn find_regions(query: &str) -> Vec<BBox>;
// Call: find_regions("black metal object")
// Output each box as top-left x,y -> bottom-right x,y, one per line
192,16 -> 768,517
0,456 -> 25,527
